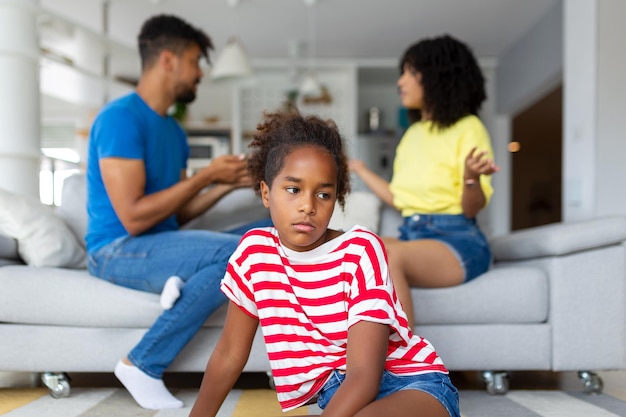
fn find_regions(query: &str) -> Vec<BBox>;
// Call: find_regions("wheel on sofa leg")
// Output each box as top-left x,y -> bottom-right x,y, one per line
481,371 -> 510,395
266,371 -> 275,390
578,371 -> 603,394
41,372 -> 71,398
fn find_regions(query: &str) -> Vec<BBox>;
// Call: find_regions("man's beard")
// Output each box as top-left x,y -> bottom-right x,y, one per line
175,89 -> 196,104
175,79 -> 200,104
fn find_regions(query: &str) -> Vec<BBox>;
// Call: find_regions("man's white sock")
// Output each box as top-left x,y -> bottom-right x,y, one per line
160,275 -> 184,310
114,360 -> 183,410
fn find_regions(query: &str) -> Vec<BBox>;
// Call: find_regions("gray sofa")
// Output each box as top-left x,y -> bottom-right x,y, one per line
1,173 -> 626,397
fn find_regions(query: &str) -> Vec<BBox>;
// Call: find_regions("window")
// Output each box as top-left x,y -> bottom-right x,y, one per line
40,124 -> 82,206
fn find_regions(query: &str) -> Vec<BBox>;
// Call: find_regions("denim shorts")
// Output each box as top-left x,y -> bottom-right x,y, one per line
317,370 -> 459,417
398,213 -> 491,282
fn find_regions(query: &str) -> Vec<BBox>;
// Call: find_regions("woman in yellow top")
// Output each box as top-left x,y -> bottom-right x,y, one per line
350,34 -> 499,328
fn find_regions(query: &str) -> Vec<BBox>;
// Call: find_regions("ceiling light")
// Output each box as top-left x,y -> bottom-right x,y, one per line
299,0 -> 321,96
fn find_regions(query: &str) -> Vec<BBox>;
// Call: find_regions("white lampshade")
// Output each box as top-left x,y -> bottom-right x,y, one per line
299,73 -> 322,96
211,37 -> 253,80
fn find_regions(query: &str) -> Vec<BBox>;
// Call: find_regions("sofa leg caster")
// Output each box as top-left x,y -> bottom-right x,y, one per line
578,371 -> 603,394
481,371 -> 509,395
266,371 -> 275,390
41,372 -> 71,398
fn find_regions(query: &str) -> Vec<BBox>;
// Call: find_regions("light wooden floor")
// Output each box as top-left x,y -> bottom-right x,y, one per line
3,370 -> 626,400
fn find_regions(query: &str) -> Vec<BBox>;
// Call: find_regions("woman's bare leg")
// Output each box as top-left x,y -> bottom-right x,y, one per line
382,237 -> 463,329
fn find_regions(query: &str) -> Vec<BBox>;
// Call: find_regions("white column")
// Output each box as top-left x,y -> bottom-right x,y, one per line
562,0 -> 597,221
594,0 -> 626,217
0,0 -> 40,198
231,85 -> 242,155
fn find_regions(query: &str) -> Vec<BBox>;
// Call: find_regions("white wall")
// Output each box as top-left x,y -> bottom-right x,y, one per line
492,0 -> 563,234
496,0 -> 626,222
489,2 -> 563,236
562,0 -> 626,220
495,0 -> 563,116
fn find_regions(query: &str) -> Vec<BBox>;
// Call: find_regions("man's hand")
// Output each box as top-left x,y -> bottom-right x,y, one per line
198,154 -> 249,186
176,154 -> 254,225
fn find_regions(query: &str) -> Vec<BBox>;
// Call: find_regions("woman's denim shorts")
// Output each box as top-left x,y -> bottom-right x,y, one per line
317,370 -> 460,417
398,213 -> 491,282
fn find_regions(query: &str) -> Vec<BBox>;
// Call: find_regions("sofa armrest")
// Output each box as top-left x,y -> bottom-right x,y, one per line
0,233 -> 19,260
490,216 -> 626,262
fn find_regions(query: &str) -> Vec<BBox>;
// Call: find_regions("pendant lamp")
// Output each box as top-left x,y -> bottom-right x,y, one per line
299,73 -> 321,96
211,0 -> 253,81
299,0 -> 322,96
211,36 -> 253,80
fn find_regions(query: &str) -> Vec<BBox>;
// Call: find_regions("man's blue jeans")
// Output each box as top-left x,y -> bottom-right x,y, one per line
87,220 -> 270,378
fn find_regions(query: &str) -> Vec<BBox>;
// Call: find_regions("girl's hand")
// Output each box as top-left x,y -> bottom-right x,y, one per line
464,146 -> 500,180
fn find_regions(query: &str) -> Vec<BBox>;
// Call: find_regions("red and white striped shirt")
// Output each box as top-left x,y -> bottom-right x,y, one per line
220,225 -> 448,411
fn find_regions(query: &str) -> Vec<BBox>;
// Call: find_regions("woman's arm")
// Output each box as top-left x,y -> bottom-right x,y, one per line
319,321 -> 389,417
461,146 -> 499,219
189,302 -> 259,417
348,160 -> 395,207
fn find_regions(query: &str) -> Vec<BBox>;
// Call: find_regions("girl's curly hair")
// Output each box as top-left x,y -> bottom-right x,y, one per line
247,110 -> 351,210
400,34 -> 486,129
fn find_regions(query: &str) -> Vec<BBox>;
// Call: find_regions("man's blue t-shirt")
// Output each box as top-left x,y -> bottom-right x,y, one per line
86,92 -> 189,253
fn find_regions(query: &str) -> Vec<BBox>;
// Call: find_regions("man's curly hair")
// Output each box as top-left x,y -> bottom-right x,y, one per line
138,14 -> 213,70
247,110 -> 351,210
400,34 -> 486,129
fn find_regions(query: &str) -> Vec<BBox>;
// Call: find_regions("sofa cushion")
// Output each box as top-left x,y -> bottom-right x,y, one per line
0,265 -> 227,328
0,257 -> 24,266
0,266 -> 159,327
0,188 -> 86,268
0,232 -> 19,260
412,266 -> 548,325
329,191 -> 382,233
182,186 -> 270,232
55,173 -> 87,248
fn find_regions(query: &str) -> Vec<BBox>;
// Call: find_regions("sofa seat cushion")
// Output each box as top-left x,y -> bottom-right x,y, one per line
412,266 -> 548,325
0,266 -> 227,328
0,265 -> 546,328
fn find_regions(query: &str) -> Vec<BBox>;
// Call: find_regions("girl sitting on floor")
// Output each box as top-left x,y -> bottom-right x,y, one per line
189,110 -> 460,417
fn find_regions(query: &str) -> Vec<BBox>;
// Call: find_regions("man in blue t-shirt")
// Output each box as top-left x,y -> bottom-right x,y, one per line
86,14 -> 270,410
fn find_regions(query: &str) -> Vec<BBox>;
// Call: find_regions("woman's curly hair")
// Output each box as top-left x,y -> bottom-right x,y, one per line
400,34 -> 486,129
247,110 -> 351,210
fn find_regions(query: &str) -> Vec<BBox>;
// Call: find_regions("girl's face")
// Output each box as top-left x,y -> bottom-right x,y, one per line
260,146 -> 337,252
397,63 -> 425,110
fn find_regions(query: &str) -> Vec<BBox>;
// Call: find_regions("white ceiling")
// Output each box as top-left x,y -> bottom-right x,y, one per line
40,0 -> 559,64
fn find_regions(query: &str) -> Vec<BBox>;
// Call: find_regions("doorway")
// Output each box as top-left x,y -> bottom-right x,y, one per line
511,85 -> 563,231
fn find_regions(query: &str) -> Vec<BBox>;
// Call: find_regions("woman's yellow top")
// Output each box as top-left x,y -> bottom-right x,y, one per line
389,115 -> 494,217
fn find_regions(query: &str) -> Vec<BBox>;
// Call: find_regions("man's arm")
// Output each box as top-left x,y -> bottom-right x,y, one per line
348,159 -> 395,207
100,154 -> 249,235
